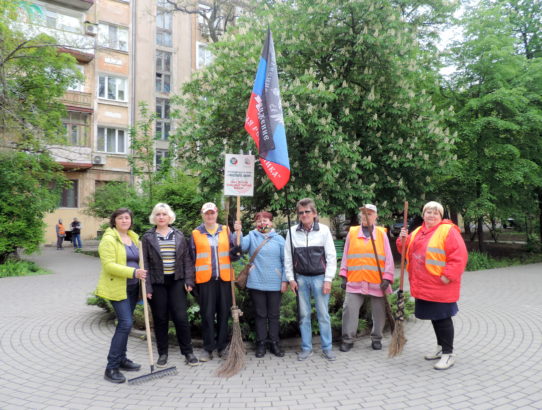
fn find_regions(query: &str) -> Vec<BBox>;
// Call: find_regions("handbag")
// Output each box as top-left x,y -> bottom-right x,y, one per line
236,236 -> 272,289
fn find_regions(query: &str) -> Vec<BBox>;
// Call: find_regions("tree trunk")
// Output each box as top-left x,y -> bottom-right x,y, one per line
450,209 -> 459,226
477,217 -> 486,252
538,191 -> 542,244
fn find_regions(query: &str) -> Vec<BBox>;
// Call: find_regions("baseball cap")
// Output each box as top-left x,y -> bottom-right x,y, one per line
359,204 -> 377,213
201,202 -> 218,213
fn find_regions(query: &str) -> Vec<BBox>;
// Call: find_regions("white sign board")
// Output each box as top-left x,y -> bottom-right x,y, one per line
224,154 -> 255,197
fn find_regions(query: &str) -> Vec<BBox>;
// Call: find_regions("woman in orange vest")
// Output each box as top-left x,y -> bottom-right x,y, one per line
339,204 -> 395,353
397,201 -> 468,370
56,219 -> 66,250
189,202 -> 240,362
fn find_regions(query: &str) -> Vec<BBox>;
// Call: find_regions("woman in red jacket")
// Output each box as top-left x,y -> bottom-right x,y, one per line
398,201 -> 468,370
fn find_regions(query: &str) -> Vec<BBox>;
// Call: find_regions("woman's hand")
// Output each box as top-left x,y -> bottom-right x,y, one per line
289,280 -> 298,294
234,220 -> 242,233
399,227 -> 408,238
441,275 -> 450,284
185,284 -> 193,292
134,268 -> 147,280
280,281 -> 288,293
322,281 -> 332,295
147,293 -> 152,299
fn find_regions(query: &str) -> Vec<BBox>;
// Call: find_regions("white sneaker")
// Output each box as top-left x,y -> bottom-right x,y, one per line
424,346 -> 442,360
434,353 -> 455,370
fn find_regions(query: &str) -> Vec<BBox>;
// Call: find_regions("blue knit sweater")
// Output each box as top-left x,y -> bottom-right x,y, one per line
241,229 -> 286,291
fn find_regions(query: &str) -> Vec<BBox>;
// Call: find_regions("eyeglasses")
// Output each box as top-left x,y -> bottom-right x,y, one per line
298,210 -> 312,215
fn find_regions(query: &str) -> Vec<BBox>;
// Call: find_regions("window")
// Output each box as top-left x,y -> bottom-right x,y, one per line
155,149 -> 168,169
156,50 -> 171,93
60,180 -> 78,208
63,112 -> 89,146
197,42 -> 213,68
156,98 -> 171,140
41,8 -> 82,33
97,127 -> 126,153
67,65 -> 85,92
156,8 -> 172,47
98,75 -> 127,101
98,23 -> 128,52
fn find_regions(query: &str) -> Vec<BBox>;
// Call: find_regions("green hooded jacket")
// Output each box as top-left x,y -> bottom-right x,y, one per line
95,227 -> 140,301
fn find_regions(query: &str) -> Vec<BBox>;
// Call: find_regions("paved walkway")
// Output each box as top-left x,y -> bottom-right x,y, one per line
0,248 -> 541,409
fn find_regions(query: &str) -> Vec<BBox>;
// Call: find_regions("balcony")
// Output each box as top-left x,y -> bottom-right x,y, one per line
61,91 -> 93,112
47,145 -> 93,170
48,0 -> 95,11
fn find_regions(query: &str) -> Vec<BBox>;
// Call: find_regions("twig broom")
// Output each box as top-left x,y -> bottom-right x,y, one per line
128,246 -> 177,384
216,196 -> 246,378
388,201 -> 408,358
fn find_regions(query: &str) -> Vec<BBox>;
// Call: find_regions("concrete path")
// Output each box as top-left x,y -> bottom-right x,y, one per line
0,247 -> 541,409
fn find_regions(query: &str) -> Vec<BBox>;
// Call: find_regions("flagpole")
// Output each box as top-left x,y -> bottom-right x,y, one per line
284,189 -> 300,327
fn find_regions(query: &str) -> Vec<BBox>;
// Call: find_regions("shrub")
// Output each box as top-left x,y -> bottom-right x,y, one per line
0,260 -> 51,278
467,251 -> 498,271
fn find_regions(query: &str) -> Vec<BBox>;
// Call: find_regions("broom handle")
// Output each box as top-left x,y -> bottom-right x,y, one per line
399,201 -> 409,291
236,196 -> 241,246
139,245 -> 155,370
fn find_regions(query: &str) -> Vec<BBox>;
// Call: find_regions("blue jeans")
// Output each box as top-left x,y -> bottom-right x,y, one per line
72,233 -> 82,248
106,284 -> 139,369
297,274 -> 332,352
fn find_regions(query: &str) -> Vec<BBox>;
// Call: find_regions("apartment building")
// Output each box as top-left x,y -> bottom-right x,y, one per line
16,0 -> 214,244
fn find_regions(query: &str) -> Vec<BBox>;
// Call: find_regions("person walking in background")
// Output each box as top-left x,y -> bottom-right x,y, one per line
190,202 -> 240,362
95,208 -> 147,384
234,211 -> 287,358
285,198 -> 337,361
56,219 -> 65,250
71,217 -> 82,249
397,201 -> 468,370
141,203 -> 199,368
339,204 -> 394,352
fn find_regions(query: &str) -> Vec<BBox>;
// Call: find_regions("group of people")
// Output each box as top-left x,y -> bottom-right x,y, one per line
95,198 -> 467,384
55,217 -> 82,250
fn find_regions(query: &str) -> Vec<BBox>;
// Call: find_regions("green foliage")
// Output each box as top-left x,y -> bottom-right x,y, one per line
174,0 -> 457,219
0,0 -> 82,150
0,259 -> 50,277
0,151 -> 67,263
466,251 -> 499,271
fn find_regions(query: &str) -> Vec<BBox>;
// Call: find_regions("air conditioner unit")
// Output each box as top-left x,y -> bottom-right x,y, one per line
92,154 -> 106,165
84,22 -> 98,37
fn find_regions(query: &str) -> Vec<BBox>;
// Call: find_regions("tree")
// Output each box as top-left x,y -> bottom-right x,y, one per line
0,1 -> 81,151
173,0 -> 457,221
0,151 -> 66,263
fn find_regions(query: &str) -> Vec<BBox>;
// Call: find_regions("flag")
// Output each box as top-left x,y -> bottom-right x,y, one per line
245,29 -> 290,190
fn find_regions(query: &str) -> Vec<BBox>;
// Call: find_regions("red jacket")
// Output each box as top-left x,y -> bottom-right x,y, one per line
396,220 -> 468,303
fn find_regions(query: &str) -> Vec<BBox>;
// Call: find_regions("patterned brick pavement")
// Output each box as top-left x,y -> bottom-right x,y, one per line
0,247 -> 541,409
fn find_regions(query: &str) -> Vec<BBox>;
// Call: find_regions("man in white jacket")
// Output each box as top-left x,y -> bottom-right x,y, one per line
285,198 -> 337,361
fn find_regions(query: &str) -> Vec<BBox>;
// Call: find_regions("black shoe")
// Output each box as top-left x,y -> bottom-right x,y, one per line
268,341 -> 284,357
120,358 -> 141,372
371,340 -> 382,350
185,353 -> 200,366
199,350 -> 213,362
217,348 -> 227,358
104,368 -> 126,384
340,342 -> 353,352
156,354 -> 168,367
255,342 -> 266,358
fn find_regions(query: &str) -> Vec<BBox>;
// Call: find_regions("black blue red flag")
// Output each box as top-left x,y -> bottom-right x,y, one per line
245,29 -> 290,190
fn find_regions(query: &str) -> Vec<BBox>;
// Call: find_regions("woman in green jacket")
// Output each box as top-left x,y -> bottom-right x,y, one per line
96,208 -> 147,384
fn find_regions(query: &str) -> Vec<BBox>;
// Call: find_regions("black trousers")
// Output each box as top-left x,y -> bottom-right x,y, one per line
198,279 -> 232,353
432,317 -> 454,354
249,289 -> 282,343
148,275 -> 193,356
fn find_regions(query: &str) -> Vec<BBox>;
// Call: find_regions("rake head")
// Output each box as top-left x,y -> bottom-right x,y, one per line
127,366 -> 177,385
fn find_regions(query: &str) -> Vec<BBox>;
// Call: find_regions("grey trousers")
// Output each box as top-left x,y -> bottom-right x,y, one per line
342,292 -> 386,344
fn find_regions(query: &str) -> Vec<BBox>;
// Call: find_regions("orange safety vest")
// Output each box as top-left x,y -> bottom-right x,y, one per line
345,226 -> 387,284
57,224 -> 65,235
407,223 -> 453,276
192,228 -> 232,284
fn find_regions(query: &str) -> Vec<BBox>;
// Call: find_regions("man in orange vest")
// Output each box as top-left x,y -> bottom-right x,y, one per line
339,204 -> 395,352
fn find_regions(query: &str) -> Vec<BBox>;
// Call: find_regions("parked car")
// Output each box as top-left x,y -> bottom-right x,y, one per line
390,221 -> 404,237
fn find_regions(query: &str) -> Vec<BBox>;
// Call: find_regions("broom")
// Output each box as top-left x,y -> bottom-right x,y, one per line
388,201 -> 408,358
128,246 -> 177,384
363,209 -> 395,335
216,196 -> 246,378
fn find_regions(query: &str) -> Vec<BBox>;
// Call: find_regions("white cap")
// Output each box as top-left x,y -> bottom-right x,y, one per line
359,204 -> 377,213
201,202 -> 218,213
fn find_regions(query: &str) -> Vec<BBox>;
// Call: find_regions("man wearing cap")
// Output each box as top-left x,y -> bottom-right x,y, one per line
190,202 -> 240,362
339,204 -> 395,352
285,198 -> 337,361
